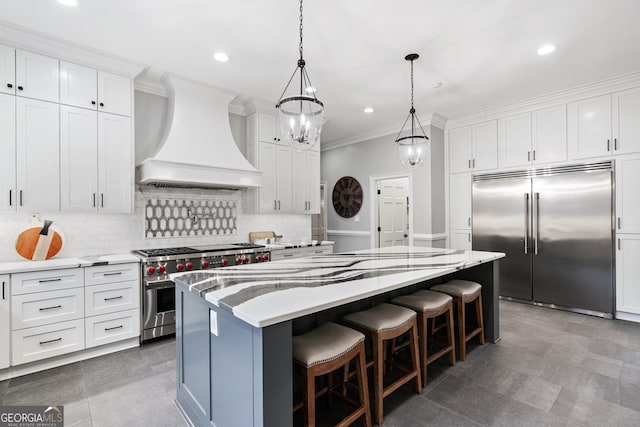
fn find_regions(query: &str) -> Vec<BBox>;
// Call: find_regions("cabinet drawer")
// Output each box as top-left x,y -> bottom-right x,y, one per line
12,288 -> 84,330
85,309 -> 139,349
12,319 -> 84,365
271,250 -> 303,261
12,268 -> 83,295
85,280 -> 139,317
85,263 -> 138,286
305,246 -> 333,256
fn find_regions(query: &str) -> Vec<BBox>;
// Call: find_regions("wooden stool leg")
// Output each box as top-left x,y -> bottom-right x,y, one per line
356,346 -> 372,427
410,320 -> 422,393
305,369 -> 316,427
446,304 -> 456,365
373,334 -> 384,425
418,313 -> 428,387
476,293 -> 485,345
456,297 -> 467,361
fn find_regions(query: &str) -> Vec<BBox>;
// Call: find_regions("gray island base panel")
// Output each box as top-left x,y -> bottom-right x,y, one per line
173,246 -> 504,427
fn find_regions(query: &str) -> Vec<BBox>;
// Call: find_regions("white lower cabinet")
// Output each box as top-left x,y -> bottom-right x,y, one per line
12,319 -> 84,366
615,155 -> 640,234
616,235 -> 640,317
12,287 -> 84,330
1,275 -> 10,369
270,245 -> 333,261
85,281 -> 138,317
449,230 -> 472,250
12,268 -> 84,295
85,309 -> 139,349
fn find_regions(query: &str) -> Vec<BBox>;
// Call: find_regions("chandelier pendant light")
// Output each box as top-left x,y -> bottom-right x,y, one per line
395,53 -> 429,169
275,0 -> 324,151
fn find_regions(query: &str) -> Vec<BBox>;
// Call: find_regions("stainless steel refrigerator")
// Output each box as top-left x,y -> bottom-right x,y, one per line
472,162 -> 614,317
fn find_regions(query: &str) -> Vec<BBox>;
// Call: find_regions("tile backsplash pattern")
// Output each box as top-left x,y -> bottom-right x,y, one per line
144,198 -> 237,238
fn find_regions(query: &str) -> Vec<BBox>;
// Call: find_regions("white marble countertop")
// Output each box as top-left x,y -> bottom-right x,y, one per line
261,241 -> 335,250
173,246 -> 504,328
0,253 -> 140,274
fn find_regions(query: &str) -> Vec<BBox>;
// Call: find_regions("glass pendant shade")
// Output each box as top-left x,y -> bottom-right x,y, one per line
397,136 -> 428,168
277,94 -> 324,151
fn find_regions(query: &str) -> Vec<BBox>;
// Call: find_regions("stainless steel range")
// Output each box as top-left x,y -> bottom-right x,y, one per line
133,243 -> 271,342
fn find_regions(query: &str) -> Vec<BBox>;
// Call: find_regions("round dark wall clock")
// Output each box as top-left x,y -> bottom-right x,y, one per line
332,176 -> 363,218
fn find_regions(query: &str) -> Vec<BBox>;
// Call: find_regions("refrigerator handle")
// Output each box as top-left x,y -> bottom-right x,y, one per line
524,193 -> 529,254
534,192 -> 540,255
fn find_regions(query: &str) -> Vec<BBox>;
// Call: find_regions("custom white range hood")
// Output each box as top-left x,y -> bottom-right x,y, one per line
137,73 -> 261,189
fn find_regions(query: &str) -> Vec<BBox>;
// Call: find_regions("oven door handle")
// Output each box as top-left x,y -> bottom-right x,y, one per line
144,281 -> 175,291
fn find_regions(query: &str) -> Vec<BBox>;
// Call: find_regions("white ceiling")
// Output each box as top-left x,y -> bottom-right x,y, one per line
1,0 -> 639,143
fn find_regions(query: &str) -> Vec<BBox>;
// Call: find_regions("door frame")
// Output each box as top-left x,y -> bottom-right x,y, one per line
370,173 -> 413,248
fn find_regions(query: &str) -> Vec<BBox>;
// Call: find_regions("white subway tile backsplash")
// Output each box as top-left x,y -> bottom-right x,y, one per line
0,187 -> 311,262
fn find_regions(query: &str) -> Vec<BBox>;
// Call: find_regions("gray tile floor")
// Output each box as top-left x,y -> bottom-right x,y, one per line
2,300 -> 640,426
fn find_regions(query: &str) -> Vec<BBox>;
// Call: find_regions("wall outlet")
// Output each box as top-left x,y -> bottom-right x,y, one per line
210,310 -> 218,336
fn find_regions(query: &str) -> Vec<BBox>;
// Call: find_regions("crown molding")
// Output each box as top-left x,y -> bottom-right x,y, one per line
242,97 -> 277,115
322,112 -> 448,152
0,20 -> 145,77
228,99 -> 247,116
446,71 -> 640,129
134,77 -> 168,97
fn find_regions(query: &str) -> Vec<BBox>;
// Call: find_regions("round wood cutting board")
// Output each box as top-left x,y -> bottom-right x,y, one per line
15,215 -> 64,260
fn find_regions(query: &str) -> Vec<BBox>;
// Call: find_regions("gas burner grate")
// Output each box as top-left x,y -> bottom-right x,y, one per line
135,247 -> 201,257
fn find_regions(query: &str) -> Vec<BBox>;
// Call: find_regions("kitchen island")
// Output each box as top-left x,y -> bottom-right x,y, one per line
173,246 -> 504,427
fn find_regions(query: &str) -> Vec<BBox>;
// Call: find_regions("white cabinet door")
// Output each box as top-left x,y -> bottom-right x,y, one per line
472,120 -> 498,171
449,174 -> 472,230
616,235 -> 640,315
0,45 -> 15,95
613,88 -> 640,155
291,149 -> 307,212
258,142 -> 278,212
85,309 -> 139,349
306,150 -> 321,213
568,94 -> 612,160
616,155 -> 640,234
12,287 -> 84,330
0,275 -> 9,369
276,144 -> 292,211
532,104 -> 567,164
98,113 -> 132,213
15,50 -> 59,103
449,230 -> 472,250
97,71 -> 131,116
498,113 -> 532,168
0,93 -> 16,212
60,61 -> 97,110
258,113 -> 277,143
16,97 -> 60,211
449,126 -> 472,173
12,318 -> 84,366
60,106 -> 98,212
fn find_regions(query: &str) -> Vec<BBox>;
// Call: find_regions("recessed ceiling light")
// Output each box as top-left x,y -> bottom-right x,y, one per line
57,0 -> 77,6
305,86 -> 316,93
537,44 -> 557,55
364,107 -> 374,114
213,52 -> 229,62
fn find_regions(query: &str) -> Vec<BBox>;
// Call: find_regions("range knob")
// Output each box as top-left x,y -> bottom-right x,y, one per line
158,265 -> 166,274
176,263 -> 185,271
202,261 -> 210,269
222,259 -> 229,266
243,258 -> 250,264
257,256 -> 263,262
264,254 -> 269,261
147,266 -> 156,275
236,257 -> 243,264
186,262 -> 193,270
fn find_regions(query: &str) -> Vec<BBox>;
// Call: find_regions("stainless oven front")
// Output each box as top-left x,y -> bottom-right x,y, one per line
142,279 -> 176,342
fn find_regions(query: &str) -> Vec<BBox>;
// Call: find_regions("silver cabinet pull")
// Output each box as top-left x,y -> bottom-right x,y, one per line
105,325 -> 123,331
9,189 -> 12,206
468,159 -> 471,169
468,217 -> 471,227
19,190 -> 23,206
283,254 -> 294,258
39,337 -> 62,345
103,272 -> 122,276
472,159 -> 476,168
274,200 -> 277,210
93,193 -> 96,208
528,151 -> 531,162
524,193 -> 529,254
468,233 -> 471,242
2,281 -> 5,300
101,193 -> 104,208
618,238 -> 621,251
533,192 -> 540,255
38,278 -> 61,283
278,200 -> 281,210
104,296 -> 123,301
533,150 -> 536,161
39,305 -> 62,311
618,217 -> 621,229
607,139 -> 611,151
614,138 -> 618,150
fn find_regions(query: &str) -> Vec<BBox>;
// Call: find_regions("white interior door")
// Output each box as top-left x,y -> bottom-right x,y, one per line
378,177 -> 409,248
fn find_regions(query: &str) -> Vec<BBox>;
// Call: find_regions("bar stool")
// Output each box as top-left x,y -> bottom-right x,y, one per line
343,303 -> 421,425
292,322 -> 372,427
431,280 -> 485,360
391,290 -> 456,386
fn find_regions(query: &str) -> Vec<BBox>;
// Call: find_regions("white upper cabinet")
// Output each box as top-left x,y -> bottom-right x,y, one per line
449,174 -> 472,230
568,94 -> 612,160
0,93 -> 16,212
0,45 -> 15,95
16,97 -> 60,211
306,150 -> 321,213
97,71 -> 131,116
60,105 -> 98,211
498,113 -> 532,168
98,113 -> 133,213
292,149 -> 321,213
471,121 -> 498,171
15,50 -> 59,103
257,113 -> 283,144
616,234 -> 640,316
449,126 -> 472,173
531,104 -> 567,164
616,154 -> 640,234
276,144 -> 292,211
60,61 -> 98,110
257,141 -> 278,212
612,88 -> 640,155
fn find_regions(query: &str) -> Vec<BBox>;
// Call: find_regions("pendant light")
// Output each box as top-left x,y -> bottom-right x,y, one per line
276,0 -> 324,151
395,53 -> 429,169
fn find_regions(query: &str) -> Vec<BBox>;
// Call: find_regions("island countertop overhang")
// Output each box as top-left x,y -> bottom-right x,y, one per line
172,246 -> 505,328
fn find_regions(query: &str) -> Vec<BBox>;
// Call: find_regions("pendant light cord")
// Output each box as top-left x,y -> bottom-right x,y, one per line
299,0 -> 304,62
410,58 -> 414,110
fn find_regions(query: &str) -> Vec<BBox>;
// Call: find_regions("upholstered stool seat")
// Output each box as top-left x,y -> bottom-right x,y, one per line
343,303 -> 421,425
292,322 -> 371,427
392,290 -> 456,386
431,280 -> 485,360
